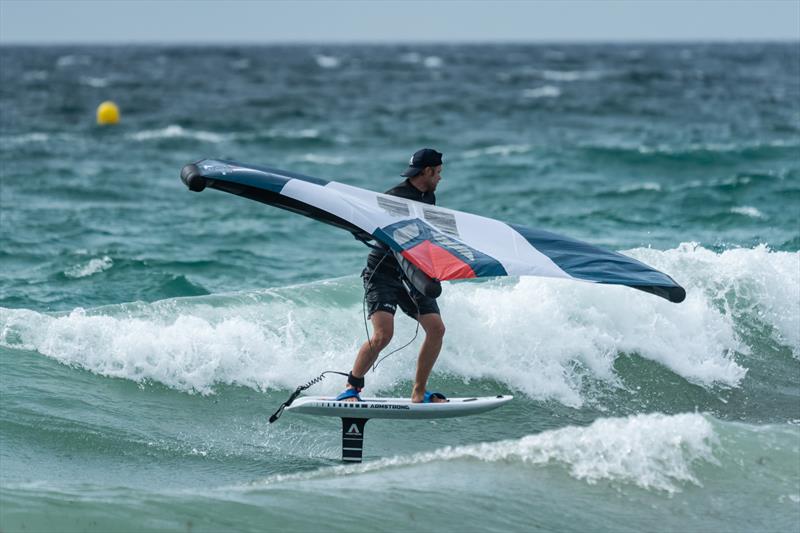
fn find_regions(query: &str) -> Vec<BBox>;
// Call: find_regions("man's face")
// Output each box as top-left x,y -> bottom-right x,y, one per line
421,165 -> 442,192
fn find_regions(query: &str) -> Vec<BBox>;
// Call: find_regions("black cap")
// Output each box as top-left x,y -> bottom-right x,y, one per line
401,148 -> 443,177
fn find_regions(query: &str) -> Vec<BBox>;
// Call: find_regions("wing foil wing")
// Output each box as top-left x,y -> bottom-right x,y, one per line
181,159 -> 685,303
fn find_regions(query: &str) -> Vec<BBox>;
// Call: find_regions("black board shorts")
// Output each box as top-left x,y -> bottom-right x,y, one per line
362,268 -> 440,319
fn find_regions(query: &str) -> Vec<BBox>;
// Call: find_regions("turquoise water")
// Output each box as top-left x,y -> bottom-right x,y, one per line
1,43 -> 799,532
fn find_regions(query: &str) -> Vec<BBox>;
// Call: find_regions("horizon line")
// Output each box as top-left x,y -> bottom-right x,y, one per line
2,38 -> 799,47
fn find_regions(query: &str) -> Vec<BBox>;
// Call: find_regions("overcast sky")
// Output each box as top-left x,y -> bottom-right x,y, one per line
1,0 -> 798,44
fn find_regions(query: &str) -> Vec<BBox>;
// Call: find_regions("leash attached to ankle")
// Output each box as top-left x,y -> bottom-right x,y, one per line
347,372 -> 365,392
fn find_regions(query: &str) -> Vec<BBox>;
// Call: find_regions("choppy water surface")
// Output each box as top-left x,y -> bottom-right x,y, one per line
1,43 -> 798,532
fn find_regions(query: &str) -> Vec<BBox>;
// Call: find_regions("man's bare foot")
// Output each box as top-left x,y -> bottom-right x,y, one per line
340,386 -> 360,402
411,391 -> 448,403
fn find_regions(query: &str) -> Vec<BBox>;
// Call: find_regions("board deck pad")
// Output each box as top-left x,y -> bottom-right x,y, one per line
285,395 -> 513,420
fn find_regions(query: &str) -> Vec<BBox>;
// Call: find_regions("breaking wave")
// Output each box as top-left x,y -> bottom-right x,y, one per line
1,245 -> 795,406
244,413 -> 798,495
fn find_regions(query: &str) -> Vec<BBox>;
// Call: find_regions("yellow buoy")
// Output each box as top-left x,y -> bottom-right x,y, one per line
96,101 -> 120,125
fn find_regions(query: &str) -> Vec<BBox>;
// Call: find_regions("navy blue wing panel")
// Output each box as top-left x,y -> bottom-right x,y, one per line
196,159 -> 328,192
188,159 -> 370,240
511,224 -> 686,303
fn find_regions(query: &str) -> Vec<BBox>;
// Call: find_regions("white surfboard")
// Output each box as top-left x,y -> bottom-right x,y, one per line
285,395 -> 513,420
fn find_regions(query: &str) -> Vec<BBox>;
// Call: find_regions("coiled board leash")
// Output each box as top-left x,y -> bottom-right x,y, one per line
268,371 -> 349,423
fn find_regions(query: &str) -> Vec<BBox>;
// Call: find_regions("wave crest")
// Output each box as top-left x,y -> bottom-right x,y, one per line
253,412 -> 717,494
1,245 -> 794,402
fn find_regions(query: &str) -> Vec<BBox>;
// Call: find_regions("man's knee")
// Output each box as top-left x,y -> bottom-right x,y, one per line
371,330 -> 393,350
422,315 -> 445,340
370,311 -> 395,350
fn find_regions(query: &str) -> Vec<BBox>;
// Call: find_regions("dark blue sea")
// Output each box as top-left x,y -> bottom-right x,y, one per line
1,43 -> 798,532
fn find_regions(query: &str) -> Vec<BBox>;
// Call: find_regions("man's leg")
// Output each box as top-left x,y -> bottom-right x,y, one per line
411,313 -> 446,403
341,311 -> 394,402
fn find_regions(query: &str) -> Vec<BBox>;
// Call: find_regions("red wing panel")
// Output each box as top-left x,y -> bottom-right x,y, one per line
401,240 -> 477,280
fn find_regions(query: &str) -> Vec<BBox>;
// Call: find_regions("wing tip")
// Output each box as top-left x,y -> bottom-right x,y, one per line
670,286 -> 687,304
634,284 -> 686,303
180,162 -> 207,192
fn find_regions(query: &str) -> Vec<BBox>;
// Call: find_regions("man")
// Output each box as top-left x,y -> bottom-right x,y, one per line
337,148 -> 447,404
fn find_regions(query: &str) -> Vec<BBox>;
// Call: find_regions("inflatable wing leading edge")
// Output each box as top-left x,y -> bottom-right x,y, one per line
181,159 -> 685,303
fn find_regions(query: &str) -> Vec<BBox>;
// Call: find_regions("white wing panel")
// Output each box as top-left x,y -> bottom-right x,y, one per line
281,179 -> 400,234
323,181 -> 571,279
448,209 -> 571,279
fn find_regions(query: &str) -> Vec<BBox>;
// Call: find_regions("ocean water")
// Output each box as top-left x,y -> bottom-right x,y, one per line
1,43 -> 799,532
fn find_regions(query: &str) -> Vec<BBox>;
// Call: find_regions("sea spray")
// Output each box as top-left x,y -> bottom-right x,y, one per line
247,412 -> 718,494
2,246 -> 794,404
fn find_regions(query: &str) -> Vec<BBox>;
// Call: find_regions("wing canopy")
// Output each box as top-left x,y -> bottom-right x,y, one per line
181,159 -> 685,303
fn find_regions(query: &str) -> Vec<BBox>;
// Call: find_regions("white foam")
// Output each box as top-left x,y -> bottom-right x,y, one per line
423,56 -> 443,69
56,55 -> 91,68
618,182 -> 662,193
440,257 -> 747,405
0,287 -> 365,395
462,144 -> 531,159
64,256 -> 113,279
652,244 -> 799,358
0,133 -> 49,147
522,86 -> 561,99
0,246 -> 794,398
80,76 -> 109,88
128,125 -> 225,143
641,139 -> 799,154
542,69 -> 603,82
264,128 -> 320,139
235,128 -> 323,143
584,139 -> 799,156
290,153 -> 346,166
315,55 -> 340,69
730,206 -> 765,219
247,412 -> 716,494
